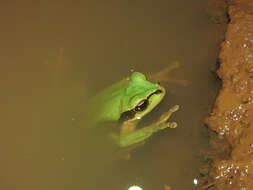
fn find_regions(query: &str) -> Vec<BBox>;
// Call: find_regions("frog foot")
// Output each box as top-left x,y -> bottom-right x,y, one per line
166,121 -> 177,129
151,105 -> 179,132
157,105 -> 179,124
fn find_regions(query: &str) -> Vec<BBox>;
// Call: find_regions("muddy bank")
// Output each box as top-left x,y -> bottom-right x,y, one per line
198,0 -> 253,189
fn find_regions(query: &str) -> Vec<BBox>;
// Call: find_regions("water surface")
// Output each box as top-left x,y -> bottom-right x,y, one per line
1,1 -> 221,189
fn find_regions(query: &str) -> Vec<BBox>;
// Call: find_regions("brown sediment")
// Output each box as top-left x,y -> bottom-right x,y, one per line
198,0 -> 253,189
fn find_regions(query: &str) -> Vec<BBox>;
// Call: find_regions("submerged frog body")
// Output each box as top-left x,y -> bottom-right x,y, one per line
90,71 -> 179,148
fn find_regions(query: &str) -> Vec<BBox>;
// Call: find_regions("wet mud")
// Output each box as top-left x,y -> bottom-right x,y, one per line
198,0 -> 253,189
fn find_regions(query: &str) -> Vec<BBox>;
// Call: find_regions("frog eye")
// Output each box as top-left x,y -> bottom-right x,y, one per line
134,99 -> 149,112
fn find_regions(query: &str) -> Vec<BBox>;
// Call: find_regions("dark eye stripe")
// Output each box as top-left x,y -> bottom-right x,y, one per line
134,99 -> 148,112
147,89 -> 162,99
118,89 -> 162,122
118,110 -> 136,123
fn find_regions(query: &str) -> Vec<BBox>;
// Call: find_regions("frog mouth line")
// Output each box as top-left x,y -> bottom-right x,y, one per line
118,89 -> 163,123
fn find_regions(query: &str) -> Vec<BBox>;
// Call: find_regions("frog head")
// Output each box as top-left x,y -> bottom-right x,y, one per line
119,72 -> 165,122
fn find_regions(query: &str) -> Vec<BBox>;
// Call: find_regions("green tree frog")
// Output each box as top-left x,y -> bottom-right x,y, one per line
90,71 -> 179,148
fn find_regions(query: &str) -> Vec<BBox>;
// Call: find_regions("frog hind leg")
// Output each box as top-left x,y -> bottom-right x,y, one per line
150,61 -> 188,86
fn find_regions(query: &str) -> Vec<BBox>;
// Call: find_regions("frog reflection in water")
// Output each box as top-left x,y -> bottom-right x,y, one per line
90,64 -> 181,148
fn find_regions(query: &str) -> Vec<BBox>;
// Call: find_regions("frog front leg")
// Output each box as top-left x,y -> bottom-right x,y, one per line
115,105 -> 179,147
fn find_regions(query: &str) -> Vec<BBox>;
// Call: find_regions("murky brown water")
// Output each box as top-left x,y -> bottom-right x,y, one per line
1,1 -> 222,190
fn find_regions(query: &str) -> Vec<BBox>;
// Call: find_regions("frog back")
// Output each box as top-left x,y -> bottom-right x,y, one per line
90,78 -> 130,125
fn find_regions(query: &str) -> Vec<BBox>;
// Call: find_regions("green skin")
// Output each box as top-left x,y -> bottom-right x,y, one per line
90,72 -> 179,148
